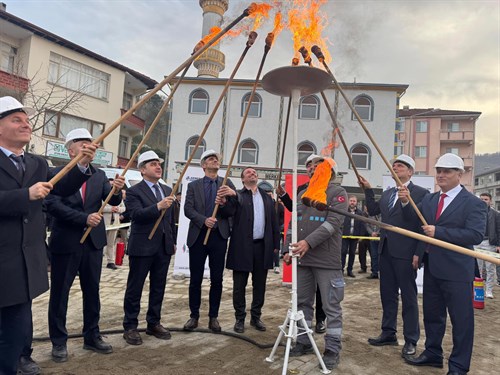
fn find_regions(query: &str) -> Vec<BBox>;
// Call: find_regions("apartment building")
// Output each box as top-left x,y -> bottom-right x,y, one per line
397,107 -> 481,191
0,4 -> 157,167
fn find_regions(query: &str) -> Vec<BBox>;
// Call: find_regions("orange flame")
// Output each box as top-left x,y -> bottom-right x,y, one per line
302,160 -> 332,205
287,0 -> 331,64
248,3 -> 273,31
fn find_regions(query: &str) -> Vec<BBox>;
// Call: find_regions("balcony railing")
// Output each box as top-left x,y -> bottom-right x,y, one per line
439,130 -> 474,142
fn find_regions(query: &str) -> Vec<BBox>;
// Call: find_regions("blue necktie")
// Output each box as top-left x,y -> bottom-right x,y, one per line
10,154 -> 24,179
388,188 -> 397,209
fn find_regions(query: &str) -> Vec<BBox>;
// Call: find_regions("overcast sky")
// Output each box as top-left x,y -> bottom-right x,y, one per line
7,0 -> 500,154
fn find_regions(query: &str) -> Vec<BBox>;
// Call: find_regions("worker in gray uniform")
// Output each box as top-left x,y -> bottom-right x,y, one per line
284,157 -> 348,370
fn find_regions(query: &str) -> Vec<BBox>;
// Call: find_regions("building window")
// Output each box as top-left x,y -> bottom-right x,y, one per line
118,135 -> 129,158
0,41 -> 17,73
43,111 -> 104,141
447,122 -> 460,132
241,93 -> 262,118
416,121 -> 428,132
352,95 -> 374,121
415,146 -> 427,158
189,89 -> 209,114
297,142 -> 316,166
299,95 -> 320,119
185,136 -> 206,160
350,143 -> 371,169
122,92 -> 133,110
446,147 -> 459,155
238,139 -> 258,164
48,52 -> 110,100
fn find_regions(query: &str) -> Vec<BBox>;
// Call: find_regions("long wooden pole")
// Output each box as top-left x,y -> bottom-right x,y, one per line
311,45 -> 428,226
80,64 -> 192,243
148,33 -> 258,240
203,33 -> 274,245
303,197 -> 500,266
48,7 -> 250,187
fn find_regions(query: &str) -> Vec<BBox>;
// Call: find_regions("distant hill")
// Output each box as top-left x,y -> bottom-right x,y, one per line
475,152 -> 500,176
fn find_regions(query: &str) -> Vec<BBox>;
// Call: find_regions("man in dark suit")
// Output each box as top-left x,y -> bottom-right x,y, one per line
341,195 -> 365,278
183,150 -> 236,333
401,153 -> 486,375
0,97 -> 96,375
218,167 -> 280,333
122,151 -> 176,346
46,128 -> 125,363
358,154 -> 428,358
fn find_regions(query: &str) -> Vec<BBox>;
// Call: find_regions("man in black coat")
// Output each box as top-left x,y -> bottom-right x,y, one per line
183,150 -> 236,333
0,97 -> 96,375
218,167 -> 280,333
46,128 -> 125,363
358,154 -> 428,359
122,151 -> 176,346
341,195 -> 365,277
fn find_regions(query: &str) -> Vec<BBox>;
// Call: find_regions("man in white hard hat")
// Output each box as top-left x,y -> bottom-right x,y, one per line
0,97 -> 97,375
46,128 -> 125,363
277,153 -> 327,333
284,157 -> 348,370
358,154 -> 429,359
183,149 -> 237,333
122,150 -> 176,346
400,153 -> 486,374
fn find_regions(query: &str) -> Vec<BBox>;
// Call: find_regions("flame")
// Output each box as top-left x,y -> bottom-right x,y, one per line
287,0 -> 331,64
302,160 -> 332,205
248,3 -> 273,31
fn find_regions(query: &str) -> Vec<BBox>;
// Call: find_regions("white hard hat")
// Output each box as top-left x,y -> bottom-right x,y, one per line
200,149 -> 219,162
138,150 -> 164,167
64,128 -> 93,148
391,154 -> 415,170
305,154 -> 324,167
435,153 -> 464,171
0,96 -> 35,119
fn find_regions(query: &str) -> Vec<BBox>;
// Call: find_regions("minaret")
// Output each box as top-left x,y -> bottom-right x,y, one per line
194,0 -> 228,78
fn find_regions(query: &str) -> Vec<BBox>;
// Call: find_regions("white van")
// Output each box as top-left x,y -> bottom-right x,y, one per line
100,167 -> 166,188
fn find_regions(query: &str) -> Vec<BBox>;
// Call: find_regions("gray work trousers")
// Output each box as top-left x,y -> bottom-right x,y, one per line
296,267 -> 344,353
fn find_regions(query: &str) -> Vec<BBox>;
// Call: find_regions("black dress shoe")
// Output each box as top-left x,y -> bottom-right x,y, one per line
404,352 -> 443,368
123,329 -> 142,345
402,342 -> 417,357
183,318 -> 199,331
250,318 -> 266,331
315,320 -> 326,334
367,273 -> 379,279
146,323 -> 171,340
83,336 -> 113,354
234,319 -> 245,333
367,333 -> 398,346
209,317 -> 222,333
347,271 -> 356,278
18,356 -> 41,375
51,344 -> 68,363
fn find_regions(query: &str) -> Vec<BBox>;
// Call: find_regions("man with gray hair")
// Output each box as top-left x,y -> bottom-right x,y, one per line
183,150 -> 237,333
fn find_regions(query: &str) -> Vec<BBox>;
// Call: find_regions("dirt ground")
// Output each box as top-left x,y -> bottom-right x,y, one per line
31,261 -> 500,375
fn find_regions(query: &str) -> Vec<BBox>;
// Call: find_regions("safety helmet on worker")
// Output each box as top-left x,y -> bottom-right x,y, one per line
434,153 -> 465,171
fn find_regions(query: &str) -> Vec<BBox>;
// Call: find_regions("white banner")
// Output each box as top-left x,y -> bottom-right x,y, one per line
173,166 -> 227,278
382,174 -> 435,294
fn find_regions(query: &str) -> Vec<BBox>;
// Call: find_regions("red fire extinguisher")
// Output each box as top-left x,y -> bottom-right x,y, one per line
115,242 -> 125,266
473,277 -> 485,309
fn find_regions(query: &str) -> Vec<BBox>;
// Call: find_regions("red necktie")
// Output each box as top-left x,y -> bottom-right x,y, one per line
435,193 -> 447,221
81,181 -> 87,204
